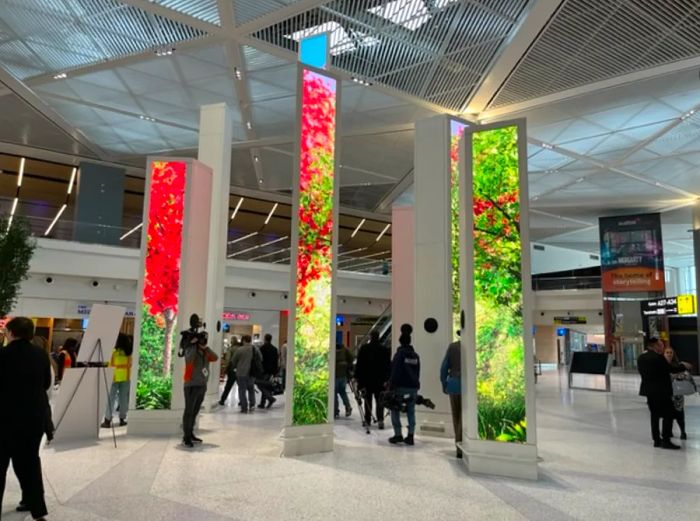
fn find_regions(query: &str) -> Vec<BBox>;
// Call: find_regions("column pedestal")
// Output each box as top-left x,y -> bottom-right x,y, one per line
281,424 -> 334,457
459,440 -> 538,480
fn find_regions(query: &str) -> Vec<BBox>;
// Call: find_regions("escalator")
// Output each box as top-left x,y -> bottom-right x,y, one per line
355,304 -> 392,352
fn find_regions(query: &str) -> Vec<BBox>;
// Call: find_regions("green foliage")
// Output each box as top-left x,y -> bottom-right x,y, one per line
471,126 -> 526,443
0,215 -> 36,317
135,304 -> 172,409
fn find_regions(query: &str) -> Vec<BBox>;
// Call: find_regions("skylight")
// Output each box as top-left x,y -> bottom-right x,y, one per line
287,22 -> 355,56
369,0 -> 430,31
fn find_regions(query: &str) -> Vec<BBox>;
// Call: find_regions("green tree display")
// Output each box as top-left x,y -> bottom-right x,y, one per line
0,215 -> 36,316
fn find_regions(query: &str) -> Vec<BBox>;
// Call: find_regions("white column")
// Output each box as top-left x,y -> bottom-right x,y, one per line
413,115 -> 453,437
391,205 -> 414,348
198,103 -> 233,409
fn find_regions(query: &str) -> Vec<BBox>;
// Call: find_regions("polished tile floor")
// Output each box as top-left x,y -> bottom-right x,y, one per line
3,370 -> 700,520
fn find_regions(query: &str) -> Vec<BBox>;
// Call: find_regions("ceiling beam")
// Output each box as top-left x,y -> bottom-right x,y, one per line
463,0 -> 564,114
234,0 -> 331,36
117,0 -> 224,34
375,167 -> 413,212
0,66 -> 110,161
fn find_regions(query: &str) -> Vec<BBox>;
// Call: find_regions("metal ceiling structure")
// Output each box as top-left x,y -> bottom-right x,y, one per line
1,0 -> 700,268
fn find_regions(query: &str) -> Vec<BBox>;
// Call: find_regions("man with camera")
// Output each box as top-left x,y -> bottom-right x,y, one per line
180,314 -> 218,448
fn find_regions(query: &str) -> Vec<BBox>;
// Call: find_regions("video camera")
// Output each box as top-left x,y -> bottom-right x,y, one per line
379,390 -> 436,413
177,313 -> 208,357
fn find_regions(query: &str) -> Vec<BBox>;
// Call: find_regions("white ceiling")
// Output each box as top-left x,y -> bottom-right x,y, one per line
1,0 -> 700,266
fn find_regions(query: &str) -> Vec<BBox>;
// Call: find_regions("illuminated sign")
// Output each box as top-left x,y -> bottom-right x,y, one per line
642,295 -> 697,317
554,316 -> 587,325
222,311 -> 251,321
677,294 -> 696,315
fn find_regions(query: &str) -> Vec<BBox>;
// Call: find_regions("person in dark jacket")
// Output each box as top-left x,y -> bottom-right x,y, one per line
355,330 -> 391,429
334,343 -> 354,418
638,337 -> 689,449
440,335 -> 462,458
0,317 -> 51,521
388,324 -> 420,446
258,334 -> 279,409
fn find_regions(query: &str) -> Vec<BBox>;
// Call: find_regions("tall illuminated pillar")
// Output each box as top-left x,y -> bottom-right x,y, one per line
128,158 -> 213,435
282,34 -> 341,456
458,120 -> 538,479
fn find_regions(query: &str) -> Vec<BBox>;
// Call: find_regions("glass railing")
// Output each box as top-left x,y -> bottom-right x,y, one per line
532,275 -> 601,291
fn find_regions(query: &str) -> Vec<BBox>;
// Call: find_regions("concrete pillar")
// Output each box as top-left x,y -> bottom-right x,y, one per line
391,205 -> 414,349
197,103 -> 233,409
74,162 -> 125,245
413,115 -> 453,437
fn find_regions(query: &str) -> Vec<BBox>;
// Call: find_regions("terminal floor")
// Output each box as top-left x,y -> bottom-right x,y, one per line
3,371 -> 700,520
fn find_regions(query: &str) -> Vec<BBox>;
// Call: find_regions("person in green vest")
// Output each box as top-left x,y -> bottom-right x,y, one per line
101,333 -> 133,428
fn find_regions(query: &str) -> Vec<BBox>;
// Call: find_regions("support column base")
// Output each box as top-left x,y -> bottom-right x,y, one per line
416,410 -> 454,438
127,409 -> 183,437
281,423 -> 334,457
459,439 -> 538,480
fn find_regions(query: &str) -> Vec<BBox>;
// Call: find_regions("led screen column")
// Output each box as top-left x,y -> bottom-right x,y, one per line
459,120 -> 538,479
282,64 -> 339,455
450,120 -> 467,332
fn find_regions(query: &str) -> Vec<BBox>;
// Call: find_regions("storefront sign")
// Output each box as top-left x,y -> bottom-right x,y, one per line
642,295 -> 697,317
222,311 -> 251,321
599,213 -> 665,293
78,304 -> 134,318
553,316 -> 587,325
677,294 -> 696,315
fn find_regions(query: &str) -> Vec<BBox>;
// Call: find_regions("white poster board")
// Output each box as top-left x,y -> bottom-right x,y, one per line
77,304 -> 126,363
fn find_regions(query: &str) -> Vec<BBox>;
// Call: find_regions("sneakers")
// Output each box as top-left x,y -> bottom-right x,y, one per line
378,421 -> 385,430
404,434 -> 414,446
267,397 -> 277,409
218,400 -> 225,406
119,419 -> 128,427
191,436 -> 203,444
240,407 -> 248,414
183,439 -> 194,448
100,419 -> 111,429
345,407 -> 352,417
388,435 -> 404,444
661,440 -> 681,450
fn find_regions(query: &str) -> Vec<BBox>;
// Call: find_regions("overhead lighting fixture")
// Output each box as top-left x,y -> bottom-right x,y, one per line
228,231 -> 258,245
249,247 -> 291,262
67,167 -> 77,195
120,222 -> 143,241
254,155 -> 260,162
234,67 -> 242,80
139,115 -> 156,122
155,47 -> 174,57
351,219 -> 366,238
6,197 -> 18,231
17,157 -> 25,187
540,142 -> 553,150
376,223 -> 391,242
53,72 -> 67,80
45,204 -> 67,236
246,121 -> 253,130
339,247 -> 366,257
351,77 -> 371,86
368,0 -> 431,31
264,203 -> 278,225
230,197 -> 244,221
228,236 -> 290,258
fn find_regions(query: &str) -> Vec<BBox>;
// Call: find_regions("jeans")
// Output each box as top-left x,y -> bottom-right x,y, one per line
182,385 -> 206,442
105,380 -> 131,421
237,375 -> 256,411
0,431 -> 48,520
220,364 -> 237,404
334,377 -> 350,416
390,388 -> 417,437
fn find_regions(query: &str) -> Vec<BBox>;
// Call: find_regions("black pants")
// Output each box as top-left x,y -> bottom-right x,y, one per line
220,365 -> 236,404
183,385 -> 207,442
363,388 -> 384,426
647,395 -> 674,442
674,407 -> 686,435
258,374 -> 274,407
0,431 -> 47,520
449,393 -> 462,444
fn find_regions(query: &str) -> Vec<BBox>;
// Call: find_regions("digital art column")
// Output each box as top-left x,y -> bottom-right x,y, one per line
468,124 -> 526,443
450,120 -> 467,334
136,160 -> 186,410
290,67 -> 338,426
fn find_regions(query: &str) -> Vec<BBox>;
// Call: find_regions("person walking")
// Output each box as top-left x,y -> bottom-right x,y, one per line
355,330 -> 391,429
56,337 -> 77,383
664,346 -> 696,440
258,334 -> 279,409
279,342 -> 288,388
181,329 -> 218,448
388,324 -> 420,446
334,343 -> 354,418
638,337 -> 689,449
219,337 -> 240,406
231,335 -> 261,413
0,317 -> 52,521
101,333 -> 133,428
440,334 -> 462,458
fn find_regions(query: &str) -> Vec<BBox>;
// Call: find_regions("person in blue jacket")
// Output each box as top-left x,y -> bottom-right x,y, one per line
388,324 -> 420,446
440,333 -> 462,458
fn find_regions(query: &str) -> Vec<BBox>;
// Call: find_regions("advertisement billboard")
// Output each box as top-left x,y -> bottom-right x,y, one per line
599,213 -> 664,293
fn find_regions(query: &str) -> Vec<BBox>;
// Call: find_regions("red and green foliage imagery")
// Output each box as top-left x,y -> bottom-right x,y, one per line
469,126 -> 526,442
292,69 -> 336,425
136,160 -> 185,410
450,120 -> 466,333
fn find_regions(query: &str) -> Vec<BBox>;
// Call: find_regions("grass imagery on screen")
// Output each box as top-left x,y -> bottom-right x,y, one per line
135,161 -> 185,410
450,120 -> 466,333
292,69 -> 336,425
471,126 -> 526,442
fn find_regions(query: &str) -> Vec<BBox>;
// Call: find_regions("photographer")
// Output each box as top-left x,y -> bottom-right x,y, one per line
388,324 -> 420,446
181,315 -> 218,448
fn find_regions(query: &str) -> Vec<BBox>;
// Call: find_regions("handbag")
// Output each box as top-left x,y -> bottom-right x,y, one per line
672,377 -> 697,396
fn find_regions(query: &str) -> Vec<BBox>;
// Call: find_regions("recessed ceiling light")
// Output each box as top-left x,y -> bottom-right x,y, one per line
53,72 -> 67,80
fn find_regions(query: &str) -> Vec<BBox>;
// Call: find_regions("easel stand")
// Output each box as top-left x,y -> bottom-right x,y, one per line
53,339 -> 118,448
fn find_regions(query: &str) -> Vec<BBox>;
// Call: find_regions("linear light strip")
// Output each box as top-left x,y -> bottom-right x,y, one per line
17,157 -> 25,187
67,167 -> 77,195
338,247 -> 366,257
44,204 -> 67,236
249,246 -> 291,262
228,231 -> 258,245
120,222 -> 143,241
264,203 -> 278,225
339,250 -> 391,265
350,218 -> 366,238
230,197 -> 244,220
376,223 -> 391,242
228,236 -> 289,258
